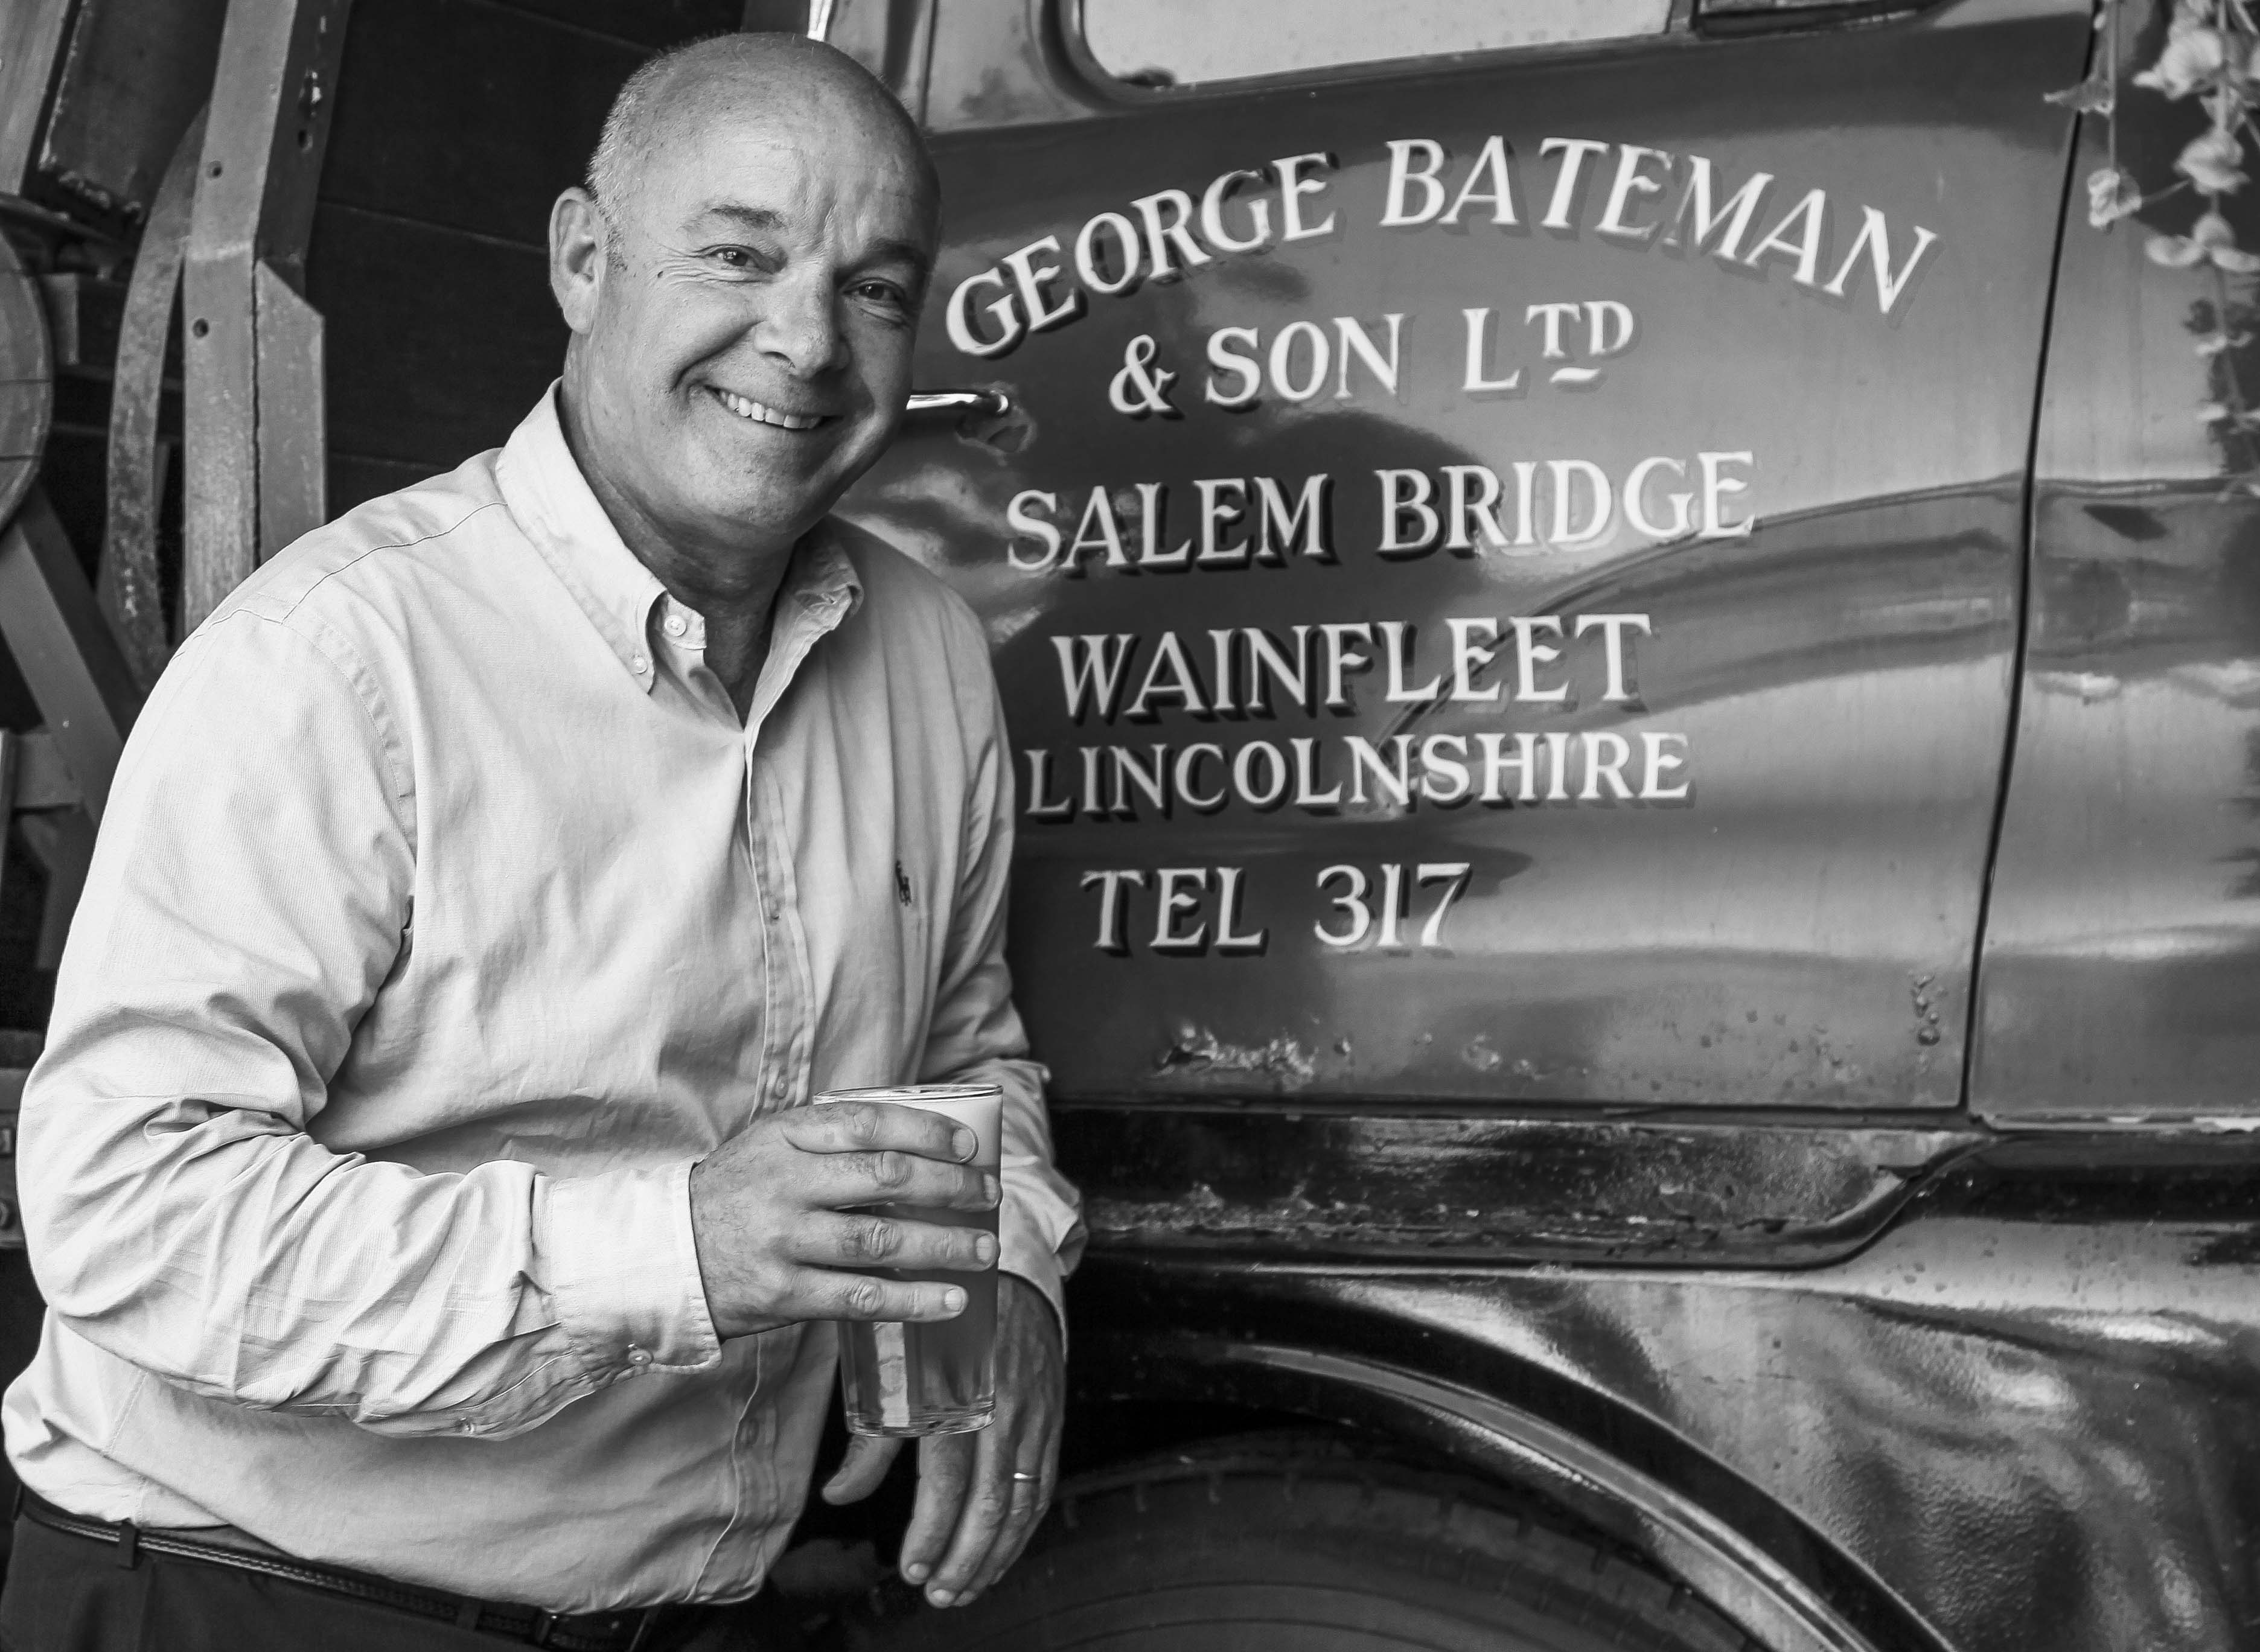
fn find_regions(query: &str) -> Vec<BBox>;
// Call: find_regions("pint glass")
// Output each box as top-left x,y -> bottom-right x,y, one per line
820,1083 -> 1001,1437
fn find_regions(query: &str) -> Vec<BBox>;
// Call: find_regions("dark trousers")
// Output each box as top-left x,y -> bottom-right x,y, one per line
0,1516 -> 768,1652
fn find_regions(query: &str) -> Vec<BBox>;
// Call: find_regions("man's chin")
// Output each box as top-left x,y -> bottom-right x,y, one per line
637,419 -> 884,546
697,478 -> 843,547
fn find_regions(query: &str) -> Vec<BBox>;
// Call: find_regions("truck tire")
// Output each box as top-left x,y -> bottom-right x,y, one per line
844,1434 -> 1753,1652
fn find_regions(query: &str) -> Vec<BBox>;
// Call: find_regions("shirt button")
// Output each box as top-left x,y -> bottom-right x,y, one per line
627,1345 -> 652,1367
663,614 -> 687,637
631,653 -> 649,673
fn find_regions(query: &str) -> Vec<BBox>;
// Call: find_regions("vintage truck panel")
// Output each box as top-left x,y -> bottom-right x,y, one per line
853,0 -> 2084,1114
8,2 -> 2260,1649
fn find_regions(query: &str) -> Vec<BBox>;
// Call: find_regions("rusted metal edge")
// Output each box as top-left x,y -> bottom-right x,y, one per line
1058,1108 -> 1988,1268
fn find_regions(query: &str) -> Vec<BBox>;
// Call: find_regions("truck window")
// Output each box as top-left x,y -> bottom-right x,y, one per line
1079,0 -> 1673,89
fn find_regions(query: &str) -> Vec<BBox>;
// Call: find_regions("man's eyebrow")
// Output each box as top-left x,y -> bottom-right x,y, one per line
686,208 -> 929,276
865,237 -> 936,279
691,203 -> 786,234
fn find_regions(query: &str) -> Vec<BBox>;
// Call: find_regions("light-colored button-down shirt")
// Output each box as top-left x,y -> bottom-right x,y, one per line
2,389 -> 1083,1611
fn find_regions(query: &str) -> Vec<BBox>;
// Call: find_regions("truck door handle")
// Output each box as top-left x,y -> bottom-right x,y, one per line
905,389 -> 1012,417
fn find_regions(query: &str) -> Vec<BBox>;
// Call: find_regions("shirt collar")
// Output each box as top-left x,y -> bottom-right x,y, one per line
495,384 -> 866,695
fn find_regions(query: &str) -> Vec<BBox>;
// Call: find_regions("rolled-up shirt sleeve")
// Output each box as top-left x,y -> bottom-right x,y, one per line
916,616 -> 1086,1337
20,608 -> 716,1441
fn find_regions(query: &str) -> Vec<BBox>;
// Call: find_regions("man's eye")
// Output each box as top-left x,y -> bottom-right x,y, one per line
713,247 -> 753,269
853,281 -> 909,308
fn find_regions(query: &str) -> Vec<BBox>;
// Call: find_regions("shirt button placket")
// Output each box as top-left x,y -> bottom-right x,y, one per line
745,764 -> 787,1113
757,778 -> 805,1109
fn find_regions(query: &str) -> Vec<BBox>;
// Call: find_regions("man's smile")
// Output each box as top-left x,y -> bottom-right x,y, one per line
708,384 -> 835,431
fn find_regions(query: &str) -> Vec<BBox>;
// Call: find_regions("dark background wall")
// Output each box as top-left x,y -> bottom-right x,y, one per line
314,0 -> 744,512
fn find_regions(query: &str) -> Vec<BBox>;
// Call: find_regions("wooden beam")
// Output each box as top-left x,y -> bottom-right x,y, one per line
8,731 -> 81,812
35,0 -> 228,224
104,106 -> 205,690
18,809 -> 94,971
0,0 -> 75,197
2,726 -> 91,984
183,0 -> 350,630
0,488 -> 141,824
0,731 -> 18,930
254,261 -> 325,560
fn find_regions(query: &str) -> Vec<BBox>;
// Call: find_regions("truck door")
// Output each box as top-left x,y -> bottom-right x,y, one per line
845,0 -> 2088,1109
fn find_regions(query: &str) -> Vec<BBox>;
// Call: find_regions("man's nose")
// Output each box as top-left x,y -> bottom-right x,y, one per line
753,273 -> 850,378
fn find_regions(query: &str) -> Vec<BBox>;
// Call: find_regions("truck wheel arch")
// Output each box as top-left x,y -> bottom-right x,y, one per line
1075,1323 -> 1950,1652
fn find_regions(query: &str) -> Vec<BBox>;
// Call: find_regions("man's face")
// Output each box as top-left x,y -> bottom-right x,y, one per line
558,92 -> 936,553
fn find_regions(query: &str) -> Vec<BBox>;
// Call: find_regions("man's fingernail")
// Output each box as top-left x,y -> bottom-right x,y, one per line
904,1563 -> 930,1583
953,1127 -> 975,1160
976,1234 -> 997,1265
927,1587 -> 956,1607
943,1287 -> 966,1313
983,1173 -> 1000,1204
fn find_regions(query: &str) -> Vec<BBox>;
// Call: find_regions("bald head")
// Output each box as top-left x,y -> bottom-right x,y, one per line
587,33 -> 937,231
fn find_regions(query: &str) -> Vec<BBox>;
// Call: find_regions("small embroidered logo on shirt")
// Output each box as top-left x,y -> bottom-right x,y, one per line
896,862 -> 913,907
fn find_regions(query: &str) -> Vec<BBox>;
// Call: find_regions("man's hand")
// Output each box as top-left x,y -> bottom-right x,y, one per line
820,1274 -> 1064,1610
688,1101 -> 998,1338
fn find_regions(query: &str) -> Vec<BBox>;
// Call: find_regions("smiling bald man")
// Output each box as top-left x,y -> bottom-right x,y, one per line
0,34 -> 1082,1652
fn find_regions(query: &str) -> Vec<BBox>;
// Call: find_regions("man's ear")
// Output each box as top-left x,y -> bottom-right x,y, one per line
551,187 -> 608,335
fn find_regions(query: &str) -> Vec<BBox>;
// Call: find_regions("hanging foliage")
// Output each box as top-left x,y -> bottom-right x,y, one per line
2057,0 -> 2260,479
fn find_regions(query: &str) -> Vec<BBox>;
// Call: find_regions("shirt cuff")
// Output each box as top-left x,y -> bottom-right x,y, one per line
998,1175 -> 1079,1355
536,1161 -> 722,1382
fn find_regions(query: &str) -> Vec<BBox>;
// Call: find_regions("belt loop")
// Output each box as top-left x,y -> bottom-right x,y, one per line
10,1484 -> 22,1522
529,1607 -> 556,1648
626,1606 -> 661,1652
115,1521 -> 139,1569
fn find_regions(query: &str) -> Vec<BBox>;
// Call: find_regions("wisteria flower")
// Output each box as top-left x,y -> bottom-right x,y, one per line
2148,211 -> 2260,271
2048,77 -> 2116,116
2177,127 -> 2248,194
2087,166 -> 2143,226
2137,27 -> 2227,97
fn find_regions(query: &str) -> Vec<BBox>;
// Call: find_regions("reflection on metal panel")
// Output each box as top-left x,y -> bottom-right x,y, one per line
1976,0 -> 2260,1123
855,2 -> 2086,1109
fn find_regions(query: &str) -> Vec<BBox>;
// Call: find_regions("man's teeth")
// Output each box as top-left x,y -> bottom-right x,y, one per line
715,389 -> 823,430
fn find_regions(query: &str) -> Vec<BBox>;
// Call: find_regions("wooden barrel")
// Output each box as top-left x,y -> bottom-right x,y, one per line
0,232 -> 50,530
